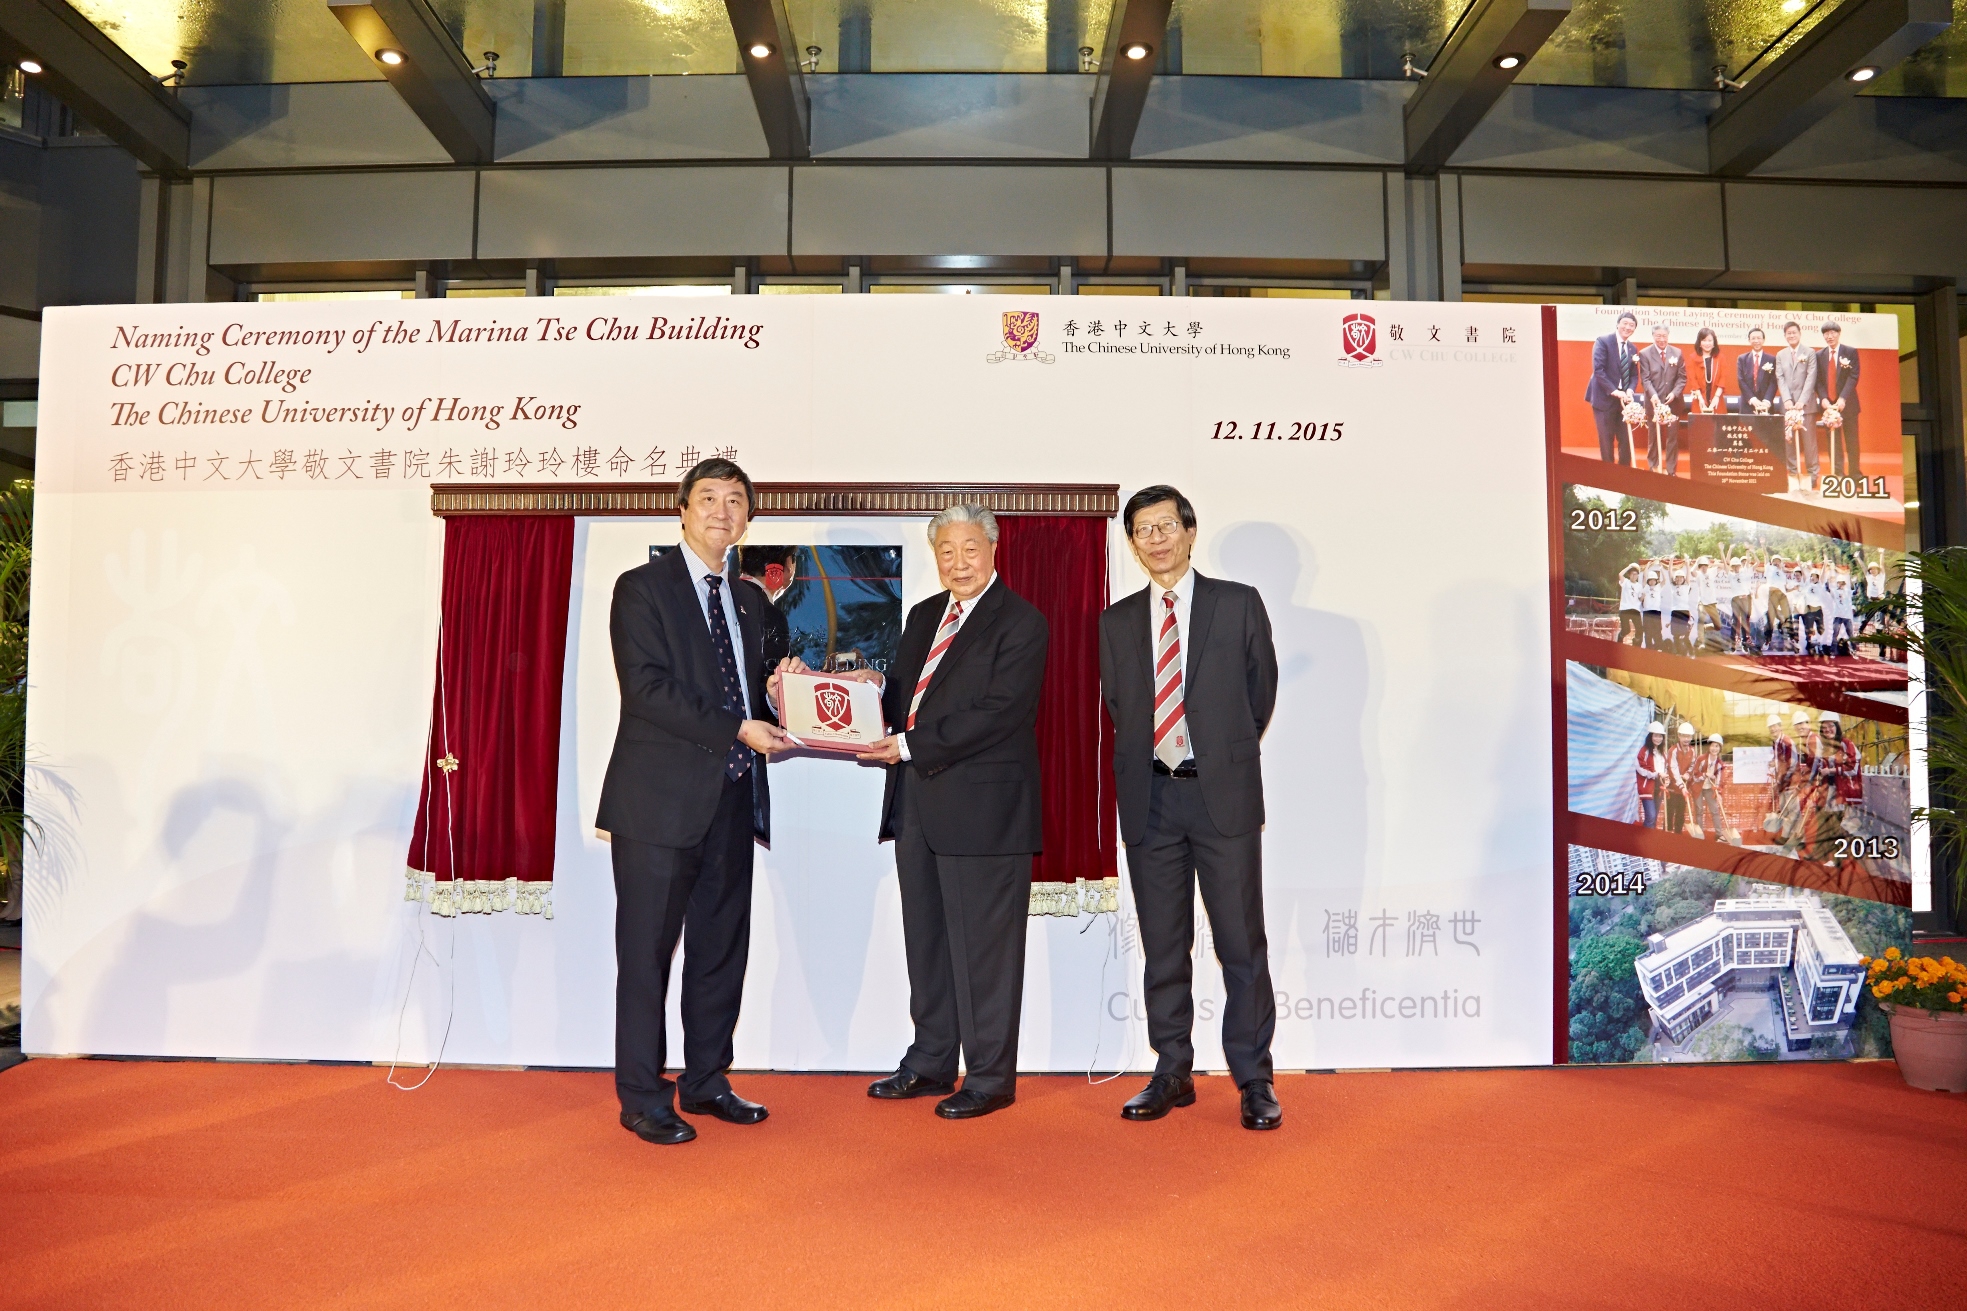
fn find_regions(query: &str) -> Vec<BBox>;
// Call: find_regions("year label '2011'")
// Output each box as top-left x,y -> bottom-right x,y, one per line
1211,420 -> 1343,441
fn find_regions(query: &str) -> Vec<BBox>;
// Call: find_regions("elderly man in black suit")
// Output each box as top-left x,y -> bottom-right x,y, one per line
595,457 -> 793,1146
843,504 -> 1048,1120
1816,321 -> 1863,480
1099,485 -> 1282,1131
1637,323 -> 1689,476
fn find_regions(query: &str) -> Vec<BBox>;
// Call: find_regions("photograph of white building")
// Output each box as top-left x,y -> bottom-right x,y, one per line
1635,884 -> 1867,1053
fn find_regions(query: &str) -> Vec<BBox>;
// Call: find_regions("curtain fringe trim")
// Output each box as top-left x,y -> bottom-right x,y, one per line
1027,876 -> 1120,917
405,869 -> 554,919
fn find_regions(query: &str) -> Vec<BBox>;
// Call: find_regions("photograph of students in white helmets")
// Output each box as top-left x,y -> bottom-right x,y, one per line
1566,844 -> 1908,1066
1565,663 -> 1909,880
1561,485 -> 1904,670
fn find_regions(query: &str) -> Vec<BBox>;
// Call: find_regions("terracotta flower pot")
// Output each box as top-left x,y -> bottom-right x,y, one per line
1883,1003 -> 1967,1093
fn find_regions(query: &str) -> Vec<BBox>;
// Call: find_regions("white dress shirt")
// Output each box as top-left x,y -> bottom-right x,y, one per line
685,544 -> 752,715
896,573 -> 996,761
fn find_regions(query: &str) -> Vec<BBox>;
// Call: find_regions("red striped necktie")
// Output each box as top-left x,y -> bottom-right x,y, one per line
1153,591 -> 1190,769
907,600 -> 962,730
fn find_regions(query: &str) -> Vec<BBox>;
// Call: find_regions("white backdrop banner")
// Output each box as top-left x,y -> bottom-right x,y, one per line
26,296 -> 1555,1071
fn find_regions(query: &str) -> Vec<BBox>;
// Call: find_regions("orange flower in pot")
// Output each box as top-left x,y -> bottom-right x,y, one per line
1864,948 -> 1967,1093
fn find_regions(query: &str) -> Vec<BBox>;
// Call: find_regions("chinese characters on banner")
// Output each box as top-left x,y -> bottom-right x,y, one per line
108,443 -> 742,485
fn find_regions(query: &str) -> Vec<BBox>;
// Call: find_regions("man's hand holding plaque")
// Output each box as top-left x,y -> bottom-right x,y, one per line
770,657 -> 888,753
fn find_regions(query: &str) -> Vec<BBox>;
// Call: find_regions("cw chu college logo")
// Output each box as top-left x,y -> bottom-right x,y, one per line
1338,311 -> 1382,367
813,681 -> 855,733
986,310 -> 1055,364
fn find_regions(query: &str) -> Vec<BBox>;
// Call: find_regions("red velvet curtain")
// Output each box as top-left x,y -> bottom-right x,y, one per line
997,515 -> 1118,914
406,515 -> 574,917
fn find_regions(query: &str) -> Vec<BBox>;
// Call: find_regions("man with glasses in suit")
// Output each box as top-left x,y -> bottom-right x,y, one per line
596,458 -> 794,1146
1100,485 -> 1282,1132
1585,310 -> 1642,466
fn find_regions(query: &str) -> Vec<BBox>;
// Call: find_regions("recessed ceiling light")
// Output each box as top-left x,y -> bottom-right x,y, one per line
375,48 -> 405,67
748,42 -> 775,59
1123,42 -> 1153,61
1493,53 -> 1523,70
17,58 -> 42,75
1847,65 -> 1878,82
1781,0 -> 1805,11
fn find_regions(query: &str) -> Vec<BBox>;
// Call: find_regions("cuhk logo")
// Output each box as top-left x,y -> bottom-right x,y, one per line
1339,311 -> 1381,367
987,310 -> 1054,363
814,681 -> 854,733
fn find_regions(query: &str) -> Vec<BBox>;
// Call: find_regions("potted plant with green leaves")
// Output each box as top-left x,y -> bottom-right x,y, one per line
0,476 -> 29,925
1861,546 -> 1967,1090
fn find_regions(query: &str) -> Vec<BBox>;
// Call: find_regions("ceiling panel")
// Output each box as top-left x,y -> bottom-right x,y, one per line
49,0 -> 1963,89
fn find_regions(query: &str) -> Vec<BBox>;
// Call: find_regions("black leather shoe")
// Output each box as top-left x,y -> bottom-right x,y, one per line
934,1088 -> 1015,1120
1239,1079 -> 1282,1131
1121,1074 -> 1196,1121
621,1107 -> 696,1145
679,1091 -> 769,1124
868,1067 -> 957,1100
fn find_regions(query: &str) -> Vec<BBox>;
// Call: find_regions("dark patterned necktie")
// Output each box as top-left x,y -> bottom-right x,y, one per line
704,574 -> 754,780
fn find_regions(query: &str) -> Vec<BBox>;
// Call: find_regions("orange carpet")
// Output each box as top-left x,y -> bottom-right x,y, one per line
1,1059 -> 1963,1309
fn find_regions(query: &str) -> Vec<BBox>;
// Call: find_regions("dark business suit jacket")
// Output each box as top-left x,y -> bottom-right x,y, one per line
596,545 -> 775,847
1099,573 -> 1278,846
1816,344 -> 1861,413
877,580 -> 1047,855
1638,343 -> 1689,417
1585,332 -> 1637,411
1734,348 -> 1780,412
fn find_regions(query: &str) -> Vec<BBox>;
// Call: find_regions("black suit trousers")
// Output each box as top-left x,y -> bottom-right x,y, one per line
1593,405 -> 1631,466
1128,774 -> 1276,1088
1830,411 -> 1862,479
612,772 -> 754,1113
895,774 -> 1030,1096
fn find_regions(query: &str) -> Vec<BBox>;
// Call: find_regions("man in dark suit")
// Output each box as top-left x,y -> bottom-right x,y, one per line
1637,323 -> 1688,476
1816,321 -> 1863,480
595,458 -> 793,1146
1584,310 -> 1641,466
1733,326 -> 1780,415
1098,486 -> 1282,1132
851,504 -> 1048,1120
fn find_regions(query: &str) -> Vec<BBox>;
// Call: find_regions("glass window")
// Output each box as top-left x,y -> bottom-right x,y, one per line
1190,286 -> 1355,299
1078,284 -> 1162,296
1519,0 -> 1835,93
1466,292 -> 1603,305
1,401 -> 36,429
1173,0 -> 1469,79
869,284 -> 1052,294
759,284 -> 844,294
555,284 -> 734,296
257,290 -> 412,301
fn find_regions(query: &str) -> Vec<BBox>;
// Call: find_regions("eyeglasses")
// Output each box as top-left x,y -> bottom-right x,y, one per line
1132,520 -> 1186,541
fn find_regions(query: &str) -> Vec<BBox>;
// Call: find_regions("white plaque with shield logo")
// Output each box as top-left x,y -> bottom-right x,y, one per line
777,670 -> 886,752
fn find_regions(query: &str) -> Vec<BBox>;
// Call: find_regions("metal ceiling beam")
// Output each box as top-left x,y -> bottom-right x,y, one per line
724,0 -> 809,159
1089,0 -> 1172,161
0,0 -> 190,176
327,0 -> 495,165
1709,0 -> 1951,177
1402,0 -> 1571,176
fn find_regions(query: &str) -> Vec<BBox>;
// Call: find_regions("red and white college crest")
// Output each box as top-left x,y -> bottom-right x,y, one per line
1338,312 -> 1381,367
813,681 -> 854,733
